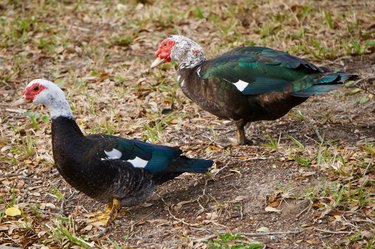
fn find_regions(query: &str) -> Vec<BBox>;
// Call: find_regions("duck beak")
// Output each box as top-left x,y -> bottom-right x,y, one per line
150,57 -> 165,69
12,97 -> 29,106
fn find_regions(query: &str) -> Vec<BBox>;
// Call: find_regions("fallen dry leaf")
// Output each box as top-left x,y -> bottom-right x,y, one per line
256,226 -> 270,233
265,206 -> 281,214
5,206 -> 21,217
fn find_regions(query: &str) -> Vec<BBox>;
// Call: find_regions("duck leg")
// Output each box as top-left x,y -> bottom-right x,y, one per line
86,198 -> 122,226
235,119 -> 248,145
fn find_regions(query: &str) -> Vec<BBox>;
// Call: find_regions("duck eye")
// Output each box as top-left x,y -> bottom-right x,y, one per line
33,86 -> 39,92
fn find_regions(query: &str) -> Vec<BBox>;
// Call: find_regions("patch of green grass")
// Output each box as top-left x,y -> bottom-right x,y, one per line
262,134 -> 280,151
327,182 -> 371,209
144,122 -> 162,143
289,135 -> 304,150
294,4 -> 313,23
219,19 -> 239,38
291,109 -> 305,121
319,113 -> 333,123
355,95 -> 371,104
365,40 -> 375,48
0,211 -> 5,222
309,38 -> 340,59
259,21 -> 279,38
30,204 -> 42,218
37,36 -> 58,54
363,140 -> 374,157
24,111 -> 49,130
157,79 -> 181,107
288,136 -> 311,166
300,178 -> 372,211
322,10 -> 334,29
0,16 -> 37,47
89,114 -> 119,135
44,216 -> 94,248
49,185 -> 64,200
193,6 -> 205,19
292,154 -> 311,167
207,233 -> 264,249
316,145 -> 345,171
0,189 -> 22,223
351,41 -> 362,55
115,74 -> 126,86
111,34 -> 136,47
25,111 -> 39,130
347,232 -> 375,248
144,112 -> 183,143
2,189 -> 19,207
73,79 -> 87,88
21,132 -> 36,157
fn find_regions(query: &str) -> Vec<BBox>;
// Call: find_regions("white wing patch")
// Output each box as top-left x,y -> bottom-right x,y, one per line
102,148 -> 122,160
196,66 -> 202,77
233,80 -> 249,92
127,156 -> 148,168
180,80 -> 185,87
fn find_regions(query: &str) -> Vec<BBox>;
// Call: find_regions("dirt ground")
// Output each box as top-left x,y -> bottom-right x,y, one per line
0,1 -> 374,248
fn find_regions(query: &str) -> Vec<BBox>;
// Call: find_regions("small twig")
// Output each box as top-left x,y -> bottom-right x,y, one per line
193,234 -> 218,243
341,215 -> 359,230
314,128 -> 324,144
241,157 -> 269,162
5,108 -> 26,114
242,230 -> 302,236
363,160 -> 373,176
296,200 -> 313,218
239,205 -> 244,220
71,25 -> 90,32
168,208 -> 196,226
94,227 -> 109,238
163,201 -> 198,227
197,190 -> 207,212
203,219 -> 227,228
314,228 -> 354,234
131,212 -> 154,232
0,173 -> 21,180
304,134 -> 320,145
211,161 -> 231,178
351,218 -> 375,224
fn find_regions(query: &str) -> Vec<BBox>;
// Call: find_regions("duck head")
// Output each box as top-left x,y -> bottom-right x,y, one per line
151,35 -> 206,69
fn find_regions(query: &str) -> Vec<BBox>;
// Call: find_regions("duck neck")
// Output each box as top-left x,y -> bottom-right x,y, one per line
179,55 -> 205,70
47,98 -> 73,119
51,116 -> 85,173
51,116 -> 83,139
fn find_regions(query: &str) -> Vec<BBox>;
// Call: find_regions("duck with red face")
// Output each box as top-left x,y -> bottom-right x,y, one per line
19,79 -> 214,226
151,35 -> 352,145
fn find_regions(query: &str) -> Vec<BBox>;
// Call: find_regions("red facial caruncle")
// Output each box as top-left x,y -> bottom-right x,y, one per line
23,83 -> 47,103
155,39 -> 175,62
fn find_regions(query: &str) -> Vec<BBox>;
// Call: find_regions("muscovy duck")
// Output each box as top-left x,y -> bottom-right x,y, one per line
19,79 -> 213,225
151,35 -> 353,145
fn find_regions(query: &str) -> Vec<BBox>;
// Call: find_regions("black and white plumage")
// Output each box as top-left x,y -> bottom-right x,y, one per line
151,35 -> 353,145
21,79 -> 213,224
